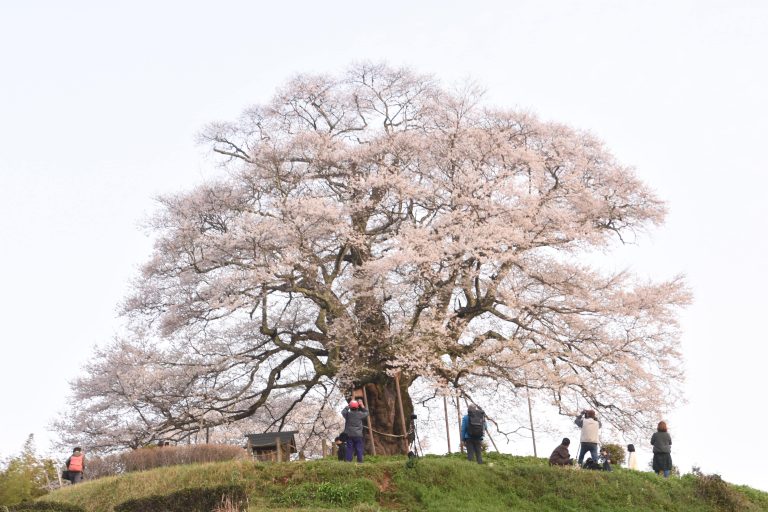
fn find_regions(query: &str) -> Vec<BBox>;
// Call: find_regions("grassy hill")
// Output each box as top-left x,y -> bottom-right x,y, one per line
38,453 -> 768,512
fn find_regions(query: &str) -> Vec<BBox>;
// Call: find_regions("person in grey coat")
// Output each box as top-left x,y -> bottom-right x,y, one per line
342,400 -> 369,462
651,420 -> 673,477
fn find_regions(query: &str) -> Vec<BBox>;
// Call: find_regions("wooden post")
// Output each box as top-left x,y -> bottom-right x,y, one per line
361,385 -> 377,456
484,426 -> 500,453
455,396 -> 464,453
394,372 -> 409,454
525,377 -> 537,457
443,396 -> 452,454
322,438 -> 328,458
276,436 -> 282,462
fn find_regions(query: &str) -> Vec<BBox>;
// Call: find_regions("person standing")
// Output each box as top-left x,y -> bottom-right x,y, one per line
651,421 -> 673,477
65,447 -> 85,484
461,404 -> 487,464
548,438 -> 573,466
627,443 -> 638,470
574,410 -> 601,465
341,400 -> 369,463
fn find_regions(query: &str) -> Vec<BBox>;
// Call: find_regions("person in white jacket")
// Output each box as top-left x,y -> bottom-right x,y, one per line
574,410 -> 601,465
627,443 -> 638,470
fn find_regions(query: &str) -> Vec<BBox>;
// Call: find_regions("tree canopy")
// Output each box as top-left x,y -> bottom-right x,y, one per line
58,63 -> 689,454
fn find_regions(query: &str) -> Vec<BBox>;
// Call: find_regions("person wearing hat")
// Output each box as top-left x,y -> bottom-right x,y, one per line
548,438 -> 573,466
65,447 -> 85,484
341,400 -> 369,463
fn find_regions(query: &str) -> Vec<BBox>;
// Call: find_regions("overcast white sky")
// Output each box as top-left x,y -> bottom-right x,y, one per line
1,0 -> 767,492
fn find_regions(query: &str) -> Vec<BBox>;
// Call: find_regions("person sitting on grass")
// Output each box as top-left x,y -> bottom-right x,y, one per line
599,447 -> 613,472
548,437 -> 574,466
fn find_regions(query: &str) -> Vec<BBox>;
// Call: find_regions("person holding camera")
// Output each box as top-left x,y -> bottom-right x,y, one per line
341,400 -> 369,463
574,409 -> 601,466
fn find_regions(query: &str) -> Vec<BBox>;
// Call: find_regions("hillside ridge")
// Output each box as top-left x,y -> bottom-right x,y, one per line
40,453 -> 768,512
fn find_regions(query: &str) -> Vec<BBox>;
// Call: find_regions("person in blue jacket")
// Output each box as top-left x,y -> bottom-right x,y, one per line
461,404 -> 487,464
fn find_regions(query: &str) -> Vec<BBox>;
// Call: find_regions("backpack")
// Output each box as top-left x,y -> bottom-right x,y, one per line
583,458 -> 602,471
468,409 -> 484,438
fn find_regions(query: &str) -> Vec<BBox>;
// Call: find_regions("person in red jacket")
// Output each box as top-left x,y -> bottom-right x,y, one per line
65,447 -> 85,484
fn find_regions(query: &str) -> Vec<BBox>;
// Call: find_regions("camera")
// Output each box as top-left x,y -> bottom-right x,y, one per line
410,414 -> 418,420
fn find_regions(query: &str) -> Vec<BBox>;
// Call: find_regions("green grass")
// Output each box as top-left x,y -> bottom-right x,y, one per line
38,452 -> 768,512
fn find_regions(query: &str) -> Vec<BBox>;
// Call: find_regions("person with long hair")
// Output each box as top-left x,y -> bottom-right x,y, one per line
651,421 -> 673,477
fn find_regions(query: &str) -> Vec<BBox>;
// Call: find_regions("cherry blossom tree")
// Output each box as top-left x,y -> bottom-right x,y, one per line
61,63 -> 689,455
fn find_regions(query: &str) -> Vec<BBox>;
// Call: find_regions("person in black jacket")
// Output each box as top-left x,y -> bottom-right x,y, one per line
334,433 -> 347,461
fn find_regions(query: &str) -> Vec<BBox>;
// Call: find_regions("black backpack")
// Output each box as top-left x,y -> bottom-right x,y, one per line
583,458 -> 602,470
468,409 -> 484,438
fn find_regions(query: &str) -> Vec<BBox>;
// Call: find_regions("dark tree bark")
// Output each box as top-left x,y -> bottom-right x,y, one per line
359,376 -> 414,455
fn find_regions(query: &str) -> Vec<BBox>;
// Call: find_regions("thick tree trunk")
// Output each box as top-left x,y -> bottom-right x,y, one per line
360,375 -> 413,455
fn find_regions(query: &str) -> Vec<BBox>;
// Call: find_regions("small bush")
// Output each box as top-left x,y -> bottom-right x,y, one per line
694,473 -> 749,511
600,443 -> 625,468
7,502 -> 85,512
114,484 -> 247,512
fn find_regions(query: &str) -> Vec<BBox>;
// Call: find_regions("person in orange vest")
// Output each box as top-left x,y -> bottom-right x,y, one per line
65,447 -> 85,484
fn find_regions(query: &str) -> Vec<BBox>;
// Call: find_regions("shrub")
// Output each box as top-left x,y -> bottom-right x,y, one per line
121,445 -> 247,473
0,436 -> 59,506
600,443 -> 625,468
7,503 -> 85,512
694,472 -> 749,511
85,444 -> 247,480
114,484 -> 247,512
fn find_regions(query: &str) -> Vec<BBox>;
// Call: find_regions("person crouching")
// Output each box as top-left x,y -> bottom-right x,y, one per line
549,438 -> 573,466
